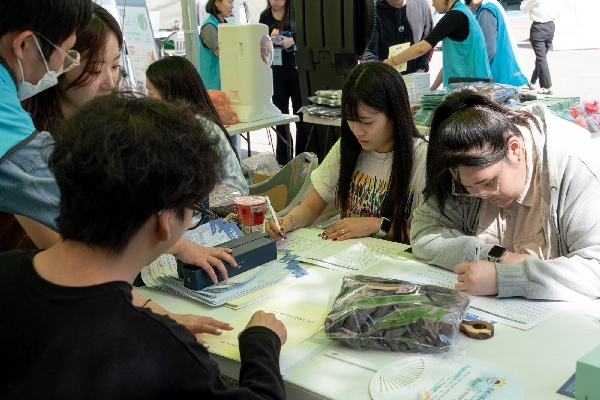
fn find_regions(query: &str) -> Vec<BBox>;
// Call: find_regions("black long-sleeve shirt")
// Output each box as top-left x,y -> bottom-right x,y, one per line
0,250 -> 286,400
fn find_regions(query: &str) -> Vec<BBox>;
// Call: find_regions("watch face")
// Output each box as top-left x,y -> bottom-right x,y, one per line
381,217 -> 392,233
488,245 -> 506,260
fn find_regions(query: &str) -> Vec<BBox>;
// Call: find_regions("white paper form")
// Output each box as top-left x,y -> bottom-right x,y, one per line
276,228 -> 331,256
141,254 -> 178,288
299,238 -> 411,274
397,266 -> 564,330
141,221 -> 237,288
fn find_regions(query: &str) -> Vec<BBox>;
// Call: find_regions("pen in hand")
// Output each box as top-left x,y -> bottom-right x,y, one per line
473,244 -> 481,262
264,196 -> 285,240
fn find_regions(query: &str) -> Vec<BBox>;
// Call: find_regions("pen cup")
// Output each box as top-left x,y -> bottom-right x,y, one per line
234,196 -> 266,233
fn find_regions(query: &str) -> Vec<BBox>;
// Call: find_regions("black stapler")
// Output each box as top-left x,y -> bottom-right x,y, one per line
177,233 -> 277,291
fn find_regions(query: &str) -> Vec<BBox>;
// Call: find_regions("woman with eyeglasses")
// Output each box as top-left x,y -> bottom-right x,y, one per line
410,89 -> 600,301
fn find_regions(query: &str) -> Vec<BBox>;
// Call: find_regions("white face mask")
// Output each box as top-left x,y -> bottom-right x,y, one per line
16,35 -> 62,101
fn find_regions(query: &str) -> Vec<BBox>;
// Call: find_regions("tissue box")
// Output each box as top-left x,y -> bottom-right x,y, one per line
576,344 -> 600,400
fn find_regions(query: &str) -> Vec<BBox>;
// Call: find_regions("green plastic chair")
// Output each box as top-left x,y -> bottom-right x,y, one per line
248,152 -> 318,217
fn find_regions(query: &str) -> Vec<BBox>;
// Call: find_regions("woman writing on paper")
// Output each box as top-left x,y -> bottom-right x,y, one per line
266,62 -> 428,244
410,89 -> 600,301
383,0 -> 491,90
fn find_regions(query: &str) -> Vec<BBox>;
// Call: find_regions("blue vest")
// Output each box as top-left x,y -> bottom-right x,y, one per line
0,59 -> 37,161
198,14 -> 221,90
476,0 -> 527,86
441,1 -> 492,86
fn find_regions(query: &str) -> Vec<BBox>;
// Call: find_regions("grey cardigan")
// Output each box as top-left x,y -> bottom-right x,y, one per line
410,104 -> 600,301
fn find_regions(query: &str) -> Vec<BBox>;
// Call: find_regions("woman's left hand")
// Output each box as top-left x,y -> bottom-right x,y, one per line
321,217 -> 380,241
279,36 -> 295,49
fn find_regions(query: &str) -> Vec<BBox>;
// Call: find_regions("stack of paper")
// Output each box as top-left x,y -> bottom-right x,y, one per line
278,228 -> 411,273
157,252 -> 307,306
140,220 -> 309,307
203,297 -> 332,375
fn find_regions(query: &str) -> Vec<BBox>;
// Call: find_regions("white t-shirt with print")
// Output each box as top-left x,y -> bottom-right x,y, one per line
311,138 -> 427,226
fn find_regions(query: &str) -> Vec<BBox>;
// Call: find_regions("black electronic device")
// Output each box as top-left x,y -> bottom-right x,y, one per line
487,245 -> 507,263
178,233 -> 277,291
291,0 -> 375,162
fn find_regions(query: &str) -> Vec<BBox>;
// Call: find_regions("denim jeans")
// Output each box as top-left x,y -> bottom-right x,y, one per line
0,131 -> 60,231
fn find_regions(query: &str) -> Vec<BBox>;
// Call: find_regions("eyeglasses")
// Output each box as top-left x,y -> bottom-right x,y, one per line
157,203 -> 218,231
35,32 -> 81,74
188,203 -> 218,230
451,164 -> 503,197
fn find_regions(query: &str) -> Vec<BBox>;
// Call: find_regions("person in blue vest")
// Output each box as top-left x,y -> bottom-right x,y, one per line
363,0 -> 434,74
384,0 -> 491,90
199,0 -> 234,91
466,0 -> 529,87
0,0 -> 91,229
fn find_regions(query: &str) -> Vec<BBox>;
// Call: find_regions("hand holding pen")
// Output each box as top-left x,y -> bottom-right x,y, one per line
473,244 -> 481,262
264,196 -> 285,241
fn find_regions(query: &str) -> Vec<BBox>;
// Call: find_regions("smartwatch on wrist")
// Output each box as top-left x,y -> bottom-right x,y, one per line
373,217 -> 391,238
487,245 -> 506,263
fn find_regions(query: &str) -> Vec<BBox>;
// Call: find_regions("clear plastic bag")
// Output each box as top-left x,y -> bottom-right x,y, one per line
241,152 -> 281,176
324,275 -> 469,355
314,89 -> 342,99
298,104 -> 342,117
209,185 -> 243,217
308,96 -> 342,107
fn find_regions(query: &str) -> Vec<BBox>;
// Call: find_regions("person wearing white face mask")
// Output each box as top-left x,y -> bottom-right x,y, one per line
14,34 -> 81,102
0,0 -> 92,228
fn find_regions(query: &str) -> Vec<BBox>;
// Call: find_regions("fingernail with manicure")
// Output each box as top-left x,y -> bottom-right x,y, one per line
216,329 -> 222,334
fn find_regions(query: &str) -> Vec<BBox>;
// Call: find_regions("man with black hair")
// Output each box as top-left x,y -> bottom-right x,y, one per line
0,94 -> 288,399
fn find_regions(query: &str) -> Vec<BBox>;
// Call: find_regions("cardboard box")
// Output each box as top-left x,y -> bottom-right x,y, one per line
402,72 -> 430,86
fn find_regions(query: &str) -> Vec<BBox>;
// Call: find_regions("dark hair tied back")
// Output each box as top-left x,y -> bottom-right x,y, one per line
425,89 -> 541,213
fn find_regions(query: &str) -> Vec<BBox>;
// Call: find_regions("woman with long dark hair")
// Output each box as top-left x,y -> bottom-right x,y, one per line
22,3 -> 123,133
411,89 -> 600,301
259,0 -> 308,165
267,62 -> 428,244
146,56 -> 247,195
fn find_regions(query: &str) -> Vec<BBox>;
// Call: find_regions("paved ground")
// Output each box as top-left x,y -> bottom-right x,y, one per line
239,4 -> 600,160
